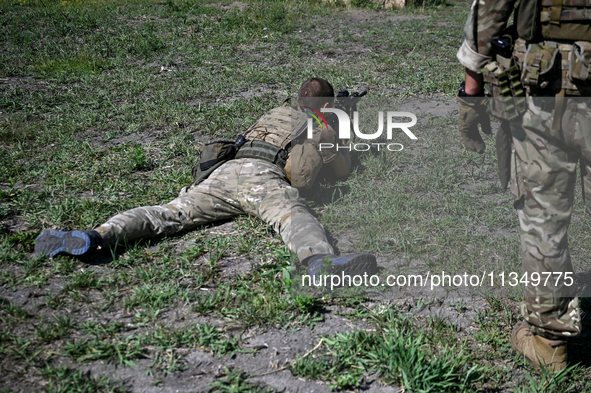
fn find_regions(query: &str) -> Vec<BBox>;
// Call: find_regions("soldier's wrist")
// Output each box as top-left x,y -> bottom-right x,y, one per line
458,81 -> 484,97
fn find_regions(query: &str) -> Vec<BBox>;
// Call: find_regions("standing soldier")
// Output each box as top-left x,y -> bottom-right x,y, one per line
457,0 -> 590,372
35,78 -> 377,279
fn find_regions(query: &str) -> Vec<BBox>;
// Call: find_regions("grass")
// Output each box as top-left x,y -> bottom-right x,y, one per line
209,368 -> 275,393
63,322 -> 249,370
1,0 -> 590,391
41,364 -> 127,393
290,328 -> 479,391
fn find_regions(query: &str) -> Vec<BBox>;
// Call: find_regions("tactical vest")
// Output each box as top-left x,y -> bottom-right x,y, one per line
480,0 -> 591,193
483,0 -> 591,120
517,0 -> 591,42
235,106 -> 323,189
239,106 -> 308,150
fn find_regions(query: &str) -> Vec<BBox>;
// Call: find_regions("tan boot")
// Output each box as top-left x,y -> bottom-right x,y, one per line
511,321 -> 568,372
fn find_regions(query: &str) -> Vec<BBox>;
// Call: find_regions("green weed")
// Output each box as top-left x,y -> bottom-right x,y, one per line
208,368 -> 274,393
45,294 -> 65,310
148,323 -> 245,357
7,231 -> 37,251
191,268 -> 323,329
30,52 -> 113,79
291,326 -> 480,392
0,298 -> 29,319
0,270 -> 19,288
79,320 -> 126,339
65,270 -> 102,291
512,363 -> 578,393
41,364 -> 127,393
63,334 -> 146,366
35,314 -> 73,342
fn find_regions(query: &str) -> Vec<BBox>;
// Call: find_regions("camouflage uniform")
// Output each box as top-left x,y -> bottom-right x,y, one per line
457,0 -> 589,339
95,108 -> 340,262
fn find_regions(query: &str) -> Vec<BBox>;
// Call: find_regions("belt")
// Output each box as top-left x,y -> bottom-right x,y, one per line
235,139 -> 288,169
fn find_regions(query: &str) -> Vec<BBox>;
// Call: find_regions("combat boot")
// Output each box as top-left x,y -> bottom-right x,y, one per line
511,321 -> 568,372
305,253 -> 377,278
35,230 -> 104,257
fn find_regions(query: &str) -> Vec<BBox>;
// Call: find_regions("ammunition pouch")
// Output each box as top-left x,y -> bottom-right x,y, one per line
522,43 -> 560,90
570,41 -> 591,83
483,62 -> 526,120
513,38 -> 591,96
481,33 -> 527,120
192,140 -> 238,185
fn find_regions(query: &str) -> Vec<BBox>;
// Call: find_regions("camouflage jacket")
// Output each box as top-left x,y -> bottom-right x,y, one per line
457,0 -> 517,73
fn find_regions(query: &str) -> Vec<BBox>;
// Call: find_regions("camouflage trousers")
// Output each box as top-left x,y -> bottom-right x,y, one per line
95,158 -> 334,261
511,97 -> 591,339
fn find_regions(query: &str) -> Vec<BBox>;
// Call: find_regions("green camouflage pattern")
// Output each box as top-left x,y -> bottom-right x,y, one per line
511,97 -> 591,339
457,0 -> 517,72
95,158 -> 334,261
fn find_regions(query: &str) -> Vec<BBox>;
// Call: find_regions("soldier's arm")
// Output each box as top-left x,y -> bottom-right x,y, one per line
457,0 -> 517,74
326,145 -> 351,180
465,69 -> 484,95
317,127 -> 352,180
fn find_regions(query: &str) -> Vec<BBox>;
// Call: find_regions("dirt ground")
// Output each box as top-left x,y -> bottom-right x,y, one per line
2,2 -> 591,392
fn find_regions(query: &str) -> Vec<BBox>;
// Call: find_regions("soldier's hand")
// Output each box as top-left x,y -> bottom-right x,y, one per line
318,126 -> 339,156
319,126 -> 338,144
457,82 -> 491,154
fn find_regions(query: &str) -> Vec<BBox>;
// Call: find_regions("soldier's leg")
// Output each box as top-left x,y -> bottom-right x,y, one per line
264,192 -> 334,261
236,159 -> 333,261
513,103 -> 581,340
572,99 -> 591,215
95,161 -> 244,247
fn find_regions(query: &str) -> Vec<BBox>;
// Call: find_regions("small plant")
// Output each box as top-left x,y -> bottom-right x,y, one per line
205,237 -> 231,268
293,296 -> 317,314
35,314 -> 73,342
512,363 -> 578,393
131,147 -> 148,170
41,365 -> 127,393
45,294 -> 64,310
0,299 -> 29,319
208,368 -> 273,393
7,231 -> 37,252
65,270 -> 101,291
291,309 -> 482,392
63,334 -> 146,366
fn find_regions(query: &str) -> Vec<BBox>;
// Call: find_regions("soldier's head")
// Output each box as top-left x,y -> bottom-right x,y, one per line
297,78 -> 334,110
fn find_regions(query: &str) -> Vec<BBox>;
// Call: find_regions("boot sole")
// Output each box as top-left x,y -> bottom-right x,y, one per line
35,230 -> 94,257
309,253 -> 378,277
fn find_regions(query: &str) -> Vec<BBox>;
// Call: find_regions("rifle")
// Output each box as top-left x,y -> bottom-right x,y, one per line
331,89 -> 368,143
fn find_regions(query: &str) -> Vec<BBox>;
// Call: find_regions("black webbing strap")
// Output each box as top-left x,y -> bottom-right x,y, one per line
235,139 -> 288,169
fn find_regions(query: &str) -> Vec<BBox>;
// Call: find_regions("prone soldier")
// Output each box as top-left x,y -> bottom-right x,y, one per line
35,78 -> 377,278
